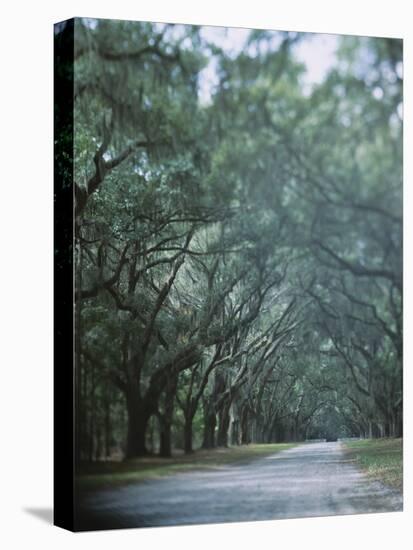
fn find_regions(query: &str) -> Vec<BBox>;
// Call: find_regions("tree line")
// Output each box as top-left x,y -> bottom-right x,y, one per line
69,19 -> 402,463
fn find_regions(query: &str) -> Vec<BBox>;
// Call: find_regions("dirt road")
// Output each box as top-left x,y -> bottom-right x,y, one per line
76,442 -> 402,530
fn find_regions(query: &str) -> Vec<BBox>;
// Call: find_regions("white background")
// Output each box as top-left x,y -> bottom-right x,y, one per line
0,1 -> 411,548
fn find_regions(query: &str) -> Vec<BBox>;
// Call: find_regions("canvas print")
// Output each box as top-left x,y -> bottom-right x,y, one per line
54,17 -> 403,531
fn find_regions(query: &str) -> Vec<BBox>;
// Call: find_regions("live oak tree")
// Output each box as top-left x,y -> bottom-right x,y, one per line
70,19 -> 402,463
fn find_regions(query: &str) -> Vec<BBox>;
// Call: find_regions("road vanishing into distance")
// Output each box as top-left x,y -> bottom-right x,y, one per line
76,442 -> 402,531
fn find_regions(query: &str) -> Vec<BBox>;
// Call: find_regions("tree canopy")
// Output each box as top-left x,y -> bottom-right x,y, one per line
68,18 -> 402,462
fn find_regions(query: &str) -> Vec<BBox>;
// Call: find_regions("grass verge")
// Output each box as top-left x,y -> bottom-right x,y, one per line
76,443 -> 296,492
344,438 -> 403,492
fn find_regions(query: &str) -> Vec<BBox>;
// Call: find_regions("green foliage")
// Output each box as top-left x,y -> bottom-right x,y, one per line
73,18 -> 402,462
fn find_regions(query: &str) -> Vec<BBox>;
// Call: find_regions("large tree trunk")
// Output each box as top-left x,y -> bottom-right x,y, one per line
184,403 -> 196,454
95,426 -> 102,461
395,407 -> 403,437
184,411 -> 194,454
202,406 -> 216,449
240,407 -> 249,444
231,419 -> 239,445
217,402 -> 230,447
125,396 -> 148,458
159,416 -> 172,458
104,397 -> 111,458
368,421 -> 373,439
158,373 -> 178,458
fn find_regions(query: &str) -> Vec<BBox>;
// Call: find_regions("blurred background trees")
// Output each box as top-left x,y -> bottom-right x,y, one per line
70,19 -> 402,463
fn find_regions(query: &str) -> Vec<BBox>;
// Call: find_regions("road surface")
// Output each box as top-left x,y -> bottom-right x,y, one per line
76,442 -> 402,530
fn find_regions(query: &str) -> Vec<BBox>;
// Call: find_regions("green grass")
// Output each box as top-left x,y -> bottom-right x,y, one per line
76,443 -> 296,492
344,438 -> 403,492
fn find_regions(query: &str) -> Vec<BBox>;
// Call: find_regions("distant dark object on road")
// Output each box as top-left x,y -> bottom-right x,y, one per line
326,436 -> 338,442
